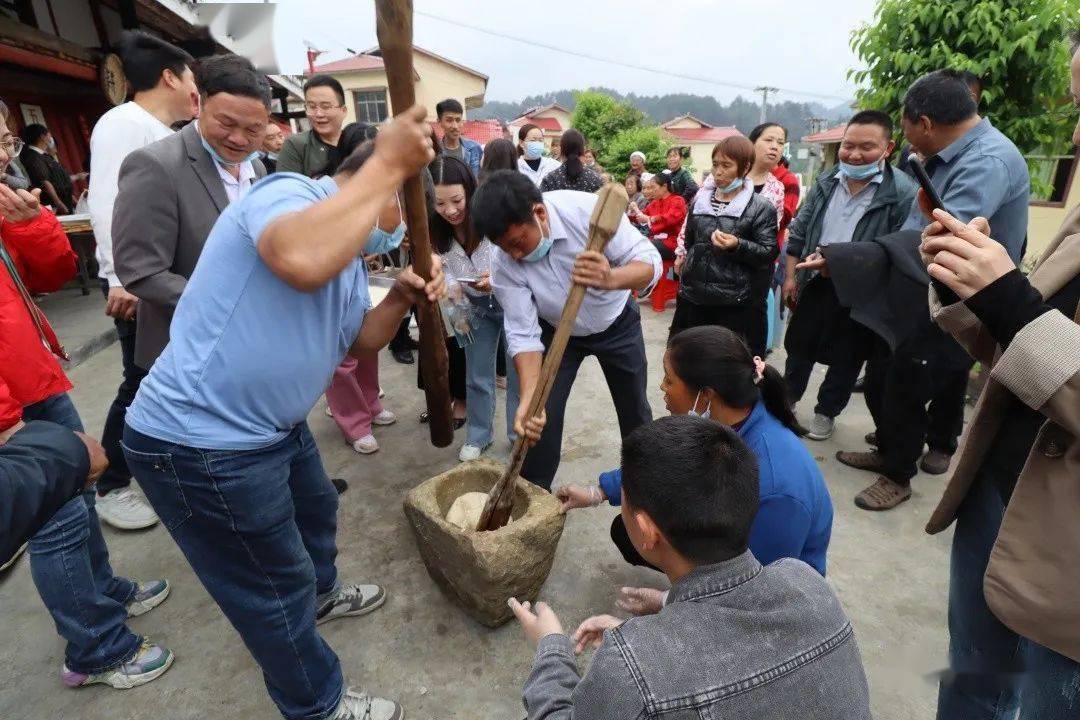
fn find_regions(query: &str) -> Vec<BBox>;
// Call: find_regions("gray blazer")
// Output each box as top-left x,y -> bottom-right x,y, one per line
113,122 -> 265,369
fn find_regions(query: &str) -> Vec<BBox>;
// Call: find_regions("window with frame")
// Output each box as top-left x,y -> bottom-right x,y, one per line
353,89 -> 388,124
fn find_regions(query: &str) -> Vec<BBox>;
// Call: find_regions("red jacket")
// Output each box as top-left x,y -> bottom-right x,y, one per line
642,193 -> 688,251
771,165 -> 801,236
0,209 -> 76,431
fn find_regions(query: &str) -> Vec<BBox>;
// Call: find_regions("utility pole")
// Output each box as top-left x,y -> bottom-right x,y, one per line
755,86 -> 779,123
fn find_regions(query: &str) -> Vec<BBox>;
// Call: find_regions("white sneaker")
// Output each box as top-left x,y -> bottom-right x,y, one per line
352,435 -> 379,454
806,413 -> 836,441
378,386 -> 385,399
334,687 -> 403,720
458,443 -> 490,462
372,410 -> 396,426
95,488 -> 159,530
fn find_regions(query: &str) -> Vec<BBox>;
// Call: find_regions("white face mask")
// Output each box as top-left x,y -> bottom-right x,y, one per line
687,390 -> 711,419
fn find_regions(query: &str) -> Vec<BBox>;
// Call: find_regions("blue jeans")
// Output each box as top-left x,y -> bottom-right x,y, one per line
23,393 -> 140,673
463,298 -> 518,448
937,470 -> 1080,719
122,422 -> 343,720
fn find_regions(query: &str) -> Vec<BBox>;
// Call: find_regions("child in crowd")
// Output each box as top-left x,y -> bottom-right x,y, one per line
510,415 -> 870,720
560,325 -> 833,585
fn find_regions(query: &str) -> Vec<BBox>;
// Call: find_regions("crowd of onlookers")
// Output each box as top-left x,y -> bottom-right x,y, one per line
1,24 -> 1079,720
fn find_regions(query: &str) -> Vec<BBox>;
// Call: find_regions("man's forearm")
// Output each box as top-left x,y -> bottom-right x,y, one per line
609,260 -> 654,291
515,352 -> 543,407
260,155 -> 407,292
350,286 -> 413,356
42,181 -> 66,212
124,271 -> 186,309
523,635 -> 581,720
785,254 -> 799,280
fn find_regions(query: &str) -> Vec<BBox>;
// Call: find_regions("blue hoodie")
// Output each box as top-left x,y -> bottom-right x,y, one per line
599,401 -> 834,575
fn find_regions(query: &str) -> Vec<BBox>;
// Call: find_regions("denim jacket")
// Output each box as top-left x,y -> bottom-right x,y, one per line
522,552 -> 871,719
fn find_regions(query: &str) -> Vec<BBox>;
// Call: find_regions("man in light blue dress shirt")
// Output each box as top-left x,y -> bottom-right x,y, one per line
474,172 -> 662,490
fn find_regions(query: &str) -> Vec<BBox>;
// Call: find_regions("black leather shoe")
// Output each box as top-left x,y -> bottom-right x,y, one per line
392,348 -> 414,364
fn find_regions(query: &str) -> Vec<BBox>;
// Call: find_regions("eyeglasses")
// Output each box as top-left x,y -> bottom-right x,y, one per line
304,102 -> 344,113
0,137 -> 24,155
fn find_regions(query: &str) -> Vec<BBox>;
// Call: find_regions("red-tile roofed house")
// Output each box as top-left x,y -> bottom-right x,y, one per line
802,124 -> 847,169
430,119 -> 508,148
311,46 -> 487,125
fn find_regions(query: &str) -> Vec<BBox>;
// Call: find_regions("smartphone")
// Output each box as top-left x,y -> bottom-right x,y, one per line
908,157 -> 947,214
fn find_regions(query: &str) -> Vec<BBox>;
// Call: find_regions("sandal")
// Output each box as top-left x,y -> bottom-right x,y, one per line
854,476 -> 912,511
836,450 -> 887,474
418,410 -> 466,430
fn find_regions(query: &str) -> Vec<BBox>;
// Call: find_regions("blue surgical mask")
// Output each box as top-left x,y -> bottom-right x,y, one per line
200,133 -> 259,167
718,177 -> 744,194
522,216 -> 553,262
365,221 -> 405,255
687,390 -> 711,419
838,156 -> 884,181
524,140 -> 545,160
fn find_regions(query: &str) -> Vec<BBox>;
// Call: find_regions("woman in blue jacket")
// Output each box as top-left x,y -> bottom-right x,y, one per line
559,325 -> 834,576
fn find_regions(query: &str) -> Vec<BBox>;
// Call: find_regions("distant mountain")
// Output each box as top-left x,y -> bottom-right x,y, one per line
471,88 -> 857,136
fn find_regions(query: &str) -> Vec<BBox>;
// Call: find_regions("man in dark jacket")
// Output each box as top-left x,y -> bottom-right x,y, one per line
0,421 -> 105,567
783,111 -> 917,442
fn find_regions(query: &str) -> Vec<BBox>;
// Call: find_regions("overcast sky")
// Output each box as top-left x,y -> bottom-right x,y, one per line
271,0 -> 879,105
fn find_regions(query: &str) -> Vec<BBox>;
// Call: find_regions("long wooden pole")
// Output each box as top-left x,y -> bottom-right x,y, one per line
478,183 -> 630,531
375,0 -> 453,448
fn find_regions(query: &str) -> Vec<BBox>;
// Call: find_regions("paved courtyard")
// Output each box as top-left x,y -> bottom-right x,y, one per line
1,304 -> 954,719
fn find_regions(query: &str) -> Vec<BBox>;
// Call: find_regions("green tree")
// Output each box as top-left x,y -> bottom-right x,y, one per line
569,91 -> 645,158
849,0 -> 1077,155
598,125 -> 674,179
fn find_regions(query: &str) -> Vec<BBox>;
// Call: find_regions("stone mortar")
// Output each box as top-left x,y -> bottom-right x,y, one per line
403,459 -> 566,627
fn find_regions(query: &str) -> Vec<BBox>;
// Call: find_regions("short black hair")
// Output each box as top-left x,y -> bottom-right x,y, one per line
620,415 -> 760,564
329,123 -> 379,176
436,98 -> 464,118
748,122 -> 787,144
649,170 -> 674,190
196,54 -> 271,109
471,170 -> 542,240
902,69 -> 978,125
116,30 -> 194,94
21,123 -> 49,146
846,109 -> 894,139
303,74 -> 345,106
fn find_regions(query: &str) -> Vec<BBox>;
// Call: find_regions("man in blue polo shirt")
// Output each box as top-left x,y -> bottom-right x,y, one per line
837,69 -> 1030,510
122,106 -> 441,720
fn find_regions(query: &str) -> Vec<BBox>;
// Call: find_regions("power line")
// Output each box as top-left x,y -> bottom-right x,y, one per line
412,9 -> 850,103
755,86 -> 779,123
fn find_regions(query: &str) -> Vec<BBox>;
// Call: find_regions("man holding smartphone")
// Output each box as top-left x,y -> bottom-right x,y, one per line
836,69 -> 1030,510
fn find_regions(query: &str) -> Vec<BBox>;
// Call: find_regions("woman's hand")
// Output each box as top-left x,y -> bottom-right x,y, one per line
921,209 -> 1015,300
555,484 -> 604,513
711,230 -> 738,250
473,270 -> 492,294
674,254 -> 685,273
0,185 -> 42,222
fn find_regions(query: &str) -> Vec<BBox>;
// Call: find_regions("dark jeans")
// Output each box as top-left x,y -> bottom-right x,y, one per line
784,355 -> 864,420
610,515 -> 659,572
926,367 -> 970,455
936,470 -> 1080,719
863,352 -> 971,484
24,393 -> 140,673
98,280 -> 148,495
521,302 -> 652,490
122,422 -> 343,720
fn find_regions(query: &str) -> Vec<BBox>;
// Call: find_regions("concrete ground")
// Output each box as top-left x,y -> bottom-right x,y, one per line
0,304 -> 954,719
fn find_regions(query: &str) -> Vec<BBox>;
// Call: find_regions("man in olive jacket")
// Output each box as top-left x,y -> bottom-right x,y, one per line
782,111 -> 916,442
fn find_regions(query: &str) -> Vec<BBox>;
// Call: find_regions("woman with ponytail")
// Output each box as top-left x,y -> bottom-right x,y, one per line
559,325 -> 833,589
540,129 -> 604,193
